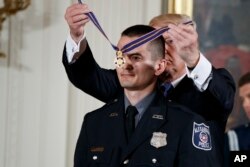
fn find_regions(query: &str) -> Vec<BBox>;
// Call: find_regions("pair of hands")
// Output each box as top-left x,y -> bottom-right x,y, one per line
64,3 -> 200,68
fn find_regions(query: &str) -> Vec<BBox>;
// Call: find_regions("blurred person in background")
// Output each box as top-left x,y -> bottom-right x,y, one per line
225,72 -> 250,151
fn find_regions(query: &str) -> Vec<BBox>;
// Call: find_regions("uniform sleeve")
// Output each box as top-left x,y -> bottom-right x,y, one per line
62,41 -> 122,103
177,115 -> 221,167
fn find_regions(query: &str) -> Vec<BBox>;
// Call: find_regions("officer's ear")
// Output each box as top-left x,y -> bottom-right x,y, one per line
154,59 -> 166,76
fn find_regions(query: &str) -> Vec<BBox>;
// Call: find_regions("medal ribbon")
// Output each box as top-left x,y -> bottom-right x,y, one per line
78,0 -> 118,51
78,0 -> 193,67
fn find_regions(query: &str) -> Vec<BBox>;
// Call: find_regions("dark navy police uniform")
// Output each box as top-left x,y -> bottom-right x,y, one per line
63,42 -> 235,166
74,93 -> 219,167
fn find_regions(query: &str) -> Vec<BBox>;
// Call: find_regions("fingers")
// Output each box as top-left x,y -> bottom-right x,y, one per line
65,3 -> 90,41
166,23 -> 200,67
167,24 -> 198,47
65,3 -> 90,25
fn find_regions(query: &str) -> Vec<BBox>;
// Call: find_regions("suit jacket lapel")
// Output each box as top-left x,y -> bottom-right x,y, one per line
121,93 -> 167,160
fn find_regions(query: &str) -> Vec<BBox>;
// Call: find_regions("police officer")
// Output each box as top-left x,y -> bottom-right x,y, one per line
63,5 -> 235,166
74,25 -> 218,167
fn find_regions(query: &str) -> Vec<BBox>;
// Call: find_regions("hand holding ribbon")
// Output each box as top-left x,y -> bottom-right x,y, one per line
78,0 -> 193,67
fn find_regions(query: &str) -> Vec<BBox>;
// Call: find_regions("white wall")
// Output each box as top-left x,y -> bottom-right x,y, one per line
0,0 -> 162,167
0,0 -> 71,166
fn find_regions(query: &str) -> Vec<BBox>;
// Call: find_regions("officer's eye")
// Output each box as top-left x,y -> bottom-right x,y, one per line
130,54 -> 142,62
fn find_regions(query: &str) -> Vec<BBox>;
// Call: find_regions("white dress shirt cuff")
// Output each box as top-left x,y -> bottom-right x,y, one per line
65,33 -> 86,63
186,53 -> 212,91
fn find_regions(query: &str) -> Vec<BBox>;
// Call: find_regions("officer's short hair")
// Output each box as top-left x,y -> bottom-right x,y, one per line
121,25 -> 165,60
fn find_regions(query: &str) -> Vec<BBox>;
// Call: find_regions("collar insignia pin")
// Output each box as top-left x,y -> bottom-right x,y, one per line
152,114 -> 164,120
109,112 -> 118,117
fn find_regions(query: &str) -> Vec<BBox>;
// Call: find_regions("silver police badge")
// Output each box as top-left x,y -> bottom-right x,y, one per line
150,132 -> 167,148
192,122 -> 212,151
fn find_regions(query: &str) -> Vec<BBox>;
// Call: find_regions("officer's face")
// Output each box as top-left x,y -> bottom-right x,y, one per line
239,83 -> 250,120
116,35 -> 163,91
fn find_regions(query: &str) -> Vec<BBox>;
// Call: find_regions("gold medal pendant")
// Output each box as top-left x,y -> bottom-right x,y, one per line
114,51 -> 125,68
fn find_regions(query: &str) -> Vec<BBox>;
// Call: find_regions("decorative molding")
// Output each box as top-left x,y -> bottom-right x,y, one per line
0,0 -> 31,58
0,0 -> 30,30
167,0 -> 193,17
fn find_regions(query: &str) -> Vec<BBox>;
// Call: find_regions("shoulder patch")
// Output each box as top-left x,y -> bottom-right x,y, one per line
192,122 -> 212,151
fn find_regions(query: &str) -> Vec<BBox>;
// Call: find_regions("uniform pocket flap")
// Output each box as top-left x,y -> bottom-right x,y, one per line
88,146 -> 113,164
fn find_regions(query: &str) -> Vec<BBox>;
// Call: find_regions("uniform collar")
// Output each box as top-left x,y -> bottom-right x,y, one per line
124,91 -> 156,118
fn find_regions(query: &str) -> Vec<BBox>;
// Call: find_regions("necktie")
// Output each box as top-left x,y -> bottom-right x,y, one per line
125,105 -> 138,141
161,83 -> 174,97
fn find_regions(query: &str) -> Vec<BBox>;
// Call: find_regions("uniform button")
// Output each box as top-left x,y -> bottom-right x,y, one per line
152,158 -> 157,163
93,155 -> 98,160
123,159 -> 129,164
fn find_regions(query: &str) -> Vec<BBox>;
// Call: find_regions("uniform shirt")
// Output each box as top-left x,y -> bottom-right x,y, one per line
124,91 -> 156,127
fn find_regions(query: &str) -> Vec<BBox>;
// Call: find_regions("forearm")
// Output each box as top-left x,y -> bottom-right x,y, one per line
62,42 -> 122,103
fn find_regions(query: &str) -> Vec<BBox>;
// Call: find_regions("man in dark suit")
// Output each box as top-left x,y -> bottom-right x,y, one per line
63,4 -> 235,166
74,24 -> 218,167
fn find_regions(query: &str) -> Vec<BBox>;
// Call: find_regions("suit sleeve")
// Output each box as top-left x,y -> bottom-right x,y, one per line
62,42 -> 122,103
178,114 -> 221,167
207,67 -> 236,120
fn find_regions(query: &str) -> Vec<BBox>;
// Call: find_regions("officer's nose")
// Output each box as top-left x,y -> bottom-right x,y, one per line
122,55 -> 133,70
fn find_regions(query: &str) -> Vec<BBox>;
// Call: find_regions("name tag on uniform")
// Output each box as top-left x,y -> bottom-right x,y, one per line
152,114 -> 164,120
90,147 -> 105,152
109,112 -> 118,117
